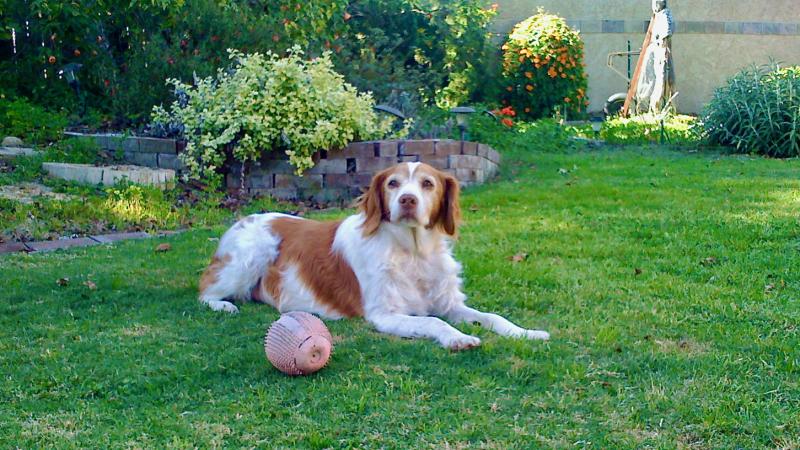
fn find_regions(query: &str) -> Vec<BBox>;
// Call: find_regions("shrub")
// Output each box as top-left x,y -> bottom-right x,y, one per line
500,11 -> 588,120
334,0 -> 496,108
153,49 -> 388,184
601,114 -> 702,146
702,64 -> 800,157
0,98 -> 68,144
1,0 -> 348,126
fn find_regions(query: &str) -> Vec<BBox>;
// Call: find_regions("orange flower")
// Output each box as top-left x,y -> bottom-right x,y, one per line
524,71 -> 533,79
564,97 -> 571,103
506,86 -> 513,92
48,56 -> 56,64
524,107 -> 531,113
501,118 -> 514,127
533,57 -> 540,64
525,84 -> 534,91
518,56 -> 525,63
73,49 -> 81,57
561,73 -> 567,78
501,44 -> 509,50
535,63 -> 541,69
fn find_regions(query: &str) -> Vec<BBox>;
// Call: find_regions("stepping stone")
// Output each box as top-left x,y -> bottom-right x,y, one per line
2,136 -> 23,147
0,146 -> 39,159
41,162 -> 175,188
26,237 -> 101,252
91,232 -> 151,243
0,242 -> 30,254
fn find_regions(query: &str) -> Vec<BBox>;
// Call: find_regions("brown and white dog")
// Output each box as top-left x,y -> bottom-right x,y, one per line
199,162 -> 549,350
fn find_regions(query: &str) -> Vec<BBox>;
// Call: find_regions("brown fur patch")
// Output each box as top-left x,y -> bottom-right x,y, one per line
267,217 -> 364,317
199,254 -> 231,295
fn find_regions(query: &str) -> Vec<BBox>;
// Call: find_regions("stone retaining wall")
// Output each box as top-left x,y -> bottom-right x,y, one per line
66,133 -> 500,201
64,132 -> 183,172
227,139 -> 501,201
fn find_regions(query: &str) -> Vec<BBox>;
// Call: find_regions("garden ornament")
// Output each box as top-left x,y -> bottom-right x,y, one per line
636,0 -> 675,113
264,311 -> 333,376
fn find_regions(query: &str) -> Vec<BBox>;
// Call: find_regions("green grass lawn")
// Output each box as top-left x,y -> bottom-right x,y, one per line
1,146 -> 798,448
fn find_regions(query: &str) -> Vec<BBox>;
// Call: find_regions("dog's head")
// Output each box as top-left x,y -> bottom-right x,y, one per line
358,162 -> 461,237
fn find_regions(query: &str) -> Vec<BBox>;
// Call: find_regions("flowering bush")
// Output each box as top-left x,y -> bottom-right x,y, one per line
152,49 -> 388,183
501,11 -> 588,119
493,106 -> 516,128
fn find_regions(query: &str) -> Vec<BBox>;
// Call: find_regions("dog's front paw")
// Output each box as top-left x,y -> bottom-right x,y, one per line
524,329 -> 550,340
441,333 -> 481,351
206,300 -> 240,314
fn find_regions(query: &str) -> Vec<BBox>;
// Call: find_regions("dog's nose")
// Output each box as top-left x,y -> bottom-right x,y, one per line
399,194 -> 418,209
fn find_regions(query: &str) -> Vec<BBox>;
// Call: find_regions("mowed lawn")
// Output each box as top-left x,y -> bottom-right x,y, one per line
1,147 -> 798,448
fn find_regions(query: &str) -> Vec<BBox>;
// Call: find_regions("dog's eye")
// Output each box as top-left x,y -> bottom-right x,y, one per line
387,179 -> 399,188
422,179 -> 434,189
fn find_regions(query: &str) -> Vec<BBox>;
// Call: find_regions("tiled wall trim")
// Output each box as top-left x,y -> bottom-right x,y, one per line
564,20 -> 800,35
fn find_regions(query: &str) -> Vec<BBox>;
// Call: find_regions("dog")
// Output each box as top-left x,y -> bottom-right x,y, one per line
198,162 -> 549,350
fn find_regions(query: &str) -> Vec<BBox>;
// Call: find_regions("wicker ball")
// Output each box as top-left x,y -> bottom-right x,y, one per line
264,311 -> 333,376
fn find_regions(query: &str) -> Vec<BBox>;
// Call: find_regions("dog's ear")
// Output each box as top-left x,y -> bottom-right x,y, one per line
436,174 -> 461,237
357,168 -> 390,237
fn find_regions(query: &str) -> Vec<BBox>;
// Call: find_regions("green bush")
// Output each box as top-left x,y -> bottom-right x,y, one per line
601,114 -> 701,146
501,11 -> 588,120
702,64 -> 800,157
0,98 -> 68,144
153,49 -> 388,183
1,0 -> 348,126
335,0 -> 496,108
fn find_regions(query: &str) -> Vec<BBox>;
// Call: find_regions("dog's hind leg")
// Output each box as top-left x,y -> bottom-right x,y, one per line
199,255 -> 241,313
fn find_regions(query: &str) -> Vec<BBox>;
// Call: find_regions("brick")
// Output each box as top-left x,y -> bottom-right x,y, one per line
269,188 -> 299,200
435,140 -> 462,156
461,142 -> 478,156
402,140 -> 436,157
273,174 -> 323,190
307,158 -> 347,175
122,137 -> 139,153
477,144 -> 491,159
351,173 -> 375,187
309,188 -> 349,203
419,156 -> 449,169
0,242 -> 29,253
106,136 -> 125,152
157,153 -> 185,171
449,155 -> 482,170
338,141 -> 375,158
138,137 -> 177,154
379,141 -> 399,157
126,152 -> 158,167
325,173 -> 354,188
259,160 -> 294,174
248,174 -> 272,189
91,232 -> 151,243
356,157 -> 397,173
455,168 -> 484,184
27,238 -> 100,252
487,148 -> 501,164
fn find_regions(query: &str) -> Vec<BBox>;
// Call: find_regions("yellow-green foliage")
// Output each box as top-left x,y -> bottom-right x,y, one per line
153,48 -> 388,182
501,11 -> 588,119
601,114 -> 701,145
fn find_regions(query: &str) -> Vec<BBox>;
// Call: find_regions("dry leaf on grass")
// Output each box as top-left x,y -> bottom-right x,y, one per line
508,253 -> 528,263
83,280 -> 97,290
155,243 -> 171,253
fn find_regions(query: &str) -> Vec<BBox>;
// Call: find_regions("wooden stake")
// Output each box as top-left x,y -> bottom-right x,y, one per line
622,15 -> 655,117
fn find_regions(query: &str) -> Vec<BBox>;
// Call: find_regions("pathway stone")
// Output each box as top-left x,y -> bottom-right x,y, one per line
91,232 -> 151,243
42,162 -> 175,187
0,146 -> 39,159
0,183 -> 74,204
2,136 -> 23,147
26,237 -> 101,252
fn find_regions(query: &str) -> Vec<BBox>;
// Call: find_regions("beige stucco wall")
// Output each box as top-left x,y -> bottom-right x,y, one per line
493,1 -> 800,113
